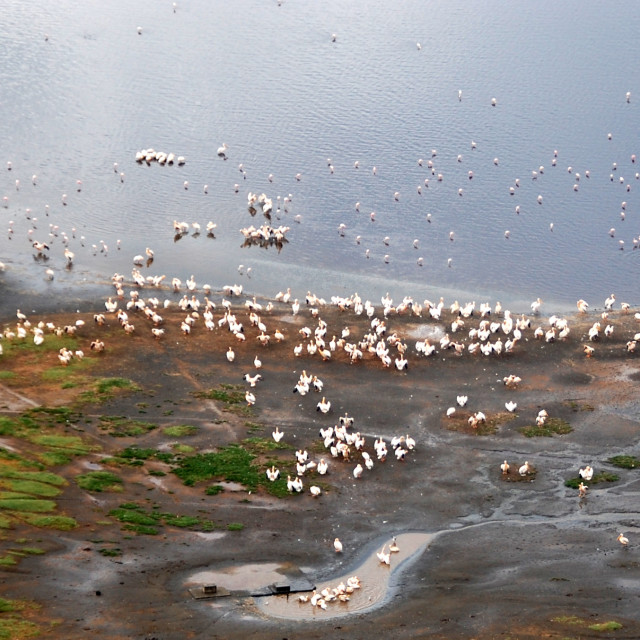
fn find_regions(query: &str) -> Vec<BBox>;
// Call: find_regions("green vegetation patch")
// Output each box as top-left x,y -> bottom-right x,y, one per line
551,615 -> 622,634
20,514 -> 77,530
108,503 -> 214,535
0,478 -> 62,498
174,444 -> 260,488
551,615 -> 583,625
0,417 -> 17,437
41,364 -> 90,383
0,470 -> 66,487
608,455 -> 640,469
114,447 -> 174,465
163,424 -> 198,437
565,472 -> 620,489
242,437 -> 292,453
27,434 -> 96,455
520,417 -> 573,438
171,443 -> 195,454
0,371 -> 15,380
36,451 -> 72,466
227,522 -> 244,531
80,377 -> 141,403
98,415 -> 157,437
0,498 -> 56,513
193,383 -> 254,416
588,621 -> 622,632
174,444 -> 294,498
0,597 -> 40,640
76,471 -> 123,493
444,412 -> 513,436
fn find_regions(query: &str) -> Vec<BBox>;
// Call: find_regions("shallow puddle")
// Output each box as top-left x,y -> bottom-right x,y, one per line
186,562 -> 291,592
256,532 -> 433,620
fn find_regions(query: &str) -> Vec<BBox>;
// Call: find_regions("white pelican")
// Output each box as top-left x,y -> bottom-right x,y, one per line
317,397 -> 331,414
243,373 -> 262,387
389,536 -> 400,553
578,482 -> 588,498
505,401 -> 517,412
353,463 -> 363,479
377,545 -> 390,565
579,465 -> 593,481
272,427 -> 283,443
530,297 -> 542,314
245,391 -> 256,406
518,461 -> 531,476
334,538 -> 343,553
310,486 -> 321,497
617,533 -> 629,546
604,294 -> 616,310
266,465 -> 279,482
500,460 -> 509,474
217,143 -> 228,157
317,459 -> 328,475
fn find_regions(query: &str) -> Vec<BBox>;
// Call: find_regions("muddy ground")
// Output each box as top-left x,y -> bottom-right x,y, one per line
1,293 -> 639,639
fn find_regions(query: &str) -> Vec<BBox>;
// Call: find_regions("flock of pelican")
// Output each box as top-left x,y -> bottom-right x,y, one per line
2,268 -> 636,556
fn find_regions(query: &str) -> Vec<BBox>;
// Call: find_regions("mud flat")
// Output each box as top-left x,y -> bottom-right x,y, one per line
0,294 -> 639,639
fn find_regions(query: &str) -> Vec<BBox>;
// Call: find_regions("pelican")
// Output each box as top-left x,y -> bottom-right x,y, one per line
389,536 -> 400,553
245,390 -> 256,406
530,297 -> 542,314
518,461 -> 531,476
266,465 -> 279,482
454,396 -> 468,409
604,293 -> 616,310
317,459 -> 328,475
310,485 -> 322,497
617,533 -> 629,546
377,545 -> 390,565
505,401 -> 517,412
579,465 -> 594,481
217,143 -> 228,157
501,460 -> 510,474
272,427 -> 284,443
334,538 -> 343,553
353,463 -> 363,479
317,397 -> 331,413
578,482 -> 588,498
243,373 -> 262,387
577,299 -> 589,313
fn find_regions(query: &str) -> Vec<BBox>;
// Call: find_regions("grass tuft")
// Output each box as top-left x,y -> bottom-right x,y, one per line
76,471 -> 123,493
520,417 -> 573,437
607,455 -> 640,469
565,472 -> 619,489
163,425 -> 198,437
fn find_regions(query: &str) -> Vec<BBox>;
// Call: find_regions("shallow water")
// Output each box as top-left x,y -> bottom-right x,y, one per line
257,532 -> 432,620
1,1 -> 640,316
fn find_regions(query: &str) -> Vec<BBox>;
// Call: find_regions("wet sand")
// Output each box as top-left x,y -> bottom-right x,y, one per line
1,291 -> 640,639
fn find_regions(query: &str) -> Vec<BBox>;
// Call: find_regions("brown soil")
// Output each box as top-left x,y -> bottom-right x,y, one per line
1,298 -> 640,639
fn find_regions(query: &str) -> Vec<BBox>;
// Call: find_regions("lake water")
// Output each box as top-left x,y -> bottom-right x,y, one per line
1,0 -> 639,316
